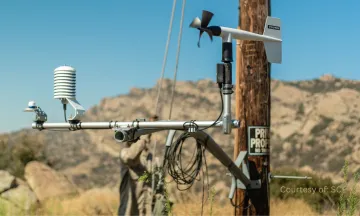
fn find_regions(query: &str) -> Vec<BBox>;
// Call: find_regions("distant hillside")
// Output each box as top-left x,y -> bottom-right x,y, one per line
1,74 -> 360,204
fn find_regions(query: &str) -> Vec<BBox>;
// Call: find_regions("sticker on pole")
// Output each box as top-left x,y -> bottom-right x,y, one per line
248,126 -> 270,155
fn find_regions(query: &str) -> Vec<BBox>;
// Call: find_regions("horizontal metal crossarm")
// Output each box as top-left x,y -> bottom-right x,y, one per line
32,120 -> 240,131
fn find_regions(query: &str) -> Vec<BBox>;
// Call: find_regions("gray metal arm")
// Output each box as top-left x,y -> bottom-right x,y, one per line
27,105 -> 250,187
189,131 -> 251,188
32,120 -> 240,130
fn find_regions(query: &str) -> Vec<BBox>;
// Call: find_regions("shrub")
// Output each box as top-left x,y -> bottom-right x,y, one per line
310,115 -> 334,134
337,161 -> 360,216
270,167 -> 341,213
297,103 -> 305,115
0,133 -> 46,178
272,162 -> 360,214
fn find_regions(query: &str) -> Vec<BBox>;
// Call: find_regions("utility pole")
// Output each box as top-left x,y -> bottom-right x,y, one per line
234,0 -> 271,215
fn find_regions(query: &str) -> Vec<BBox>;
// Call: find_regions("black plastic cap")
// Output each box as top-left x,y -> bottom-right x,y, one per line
222,42 -> 233,62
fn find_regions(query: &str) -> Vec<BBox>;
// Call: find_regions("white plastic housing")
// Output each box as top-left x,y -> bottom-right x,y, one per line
28,101 -> 36,108
24,101 -> 37,112
54,66 -> 76,99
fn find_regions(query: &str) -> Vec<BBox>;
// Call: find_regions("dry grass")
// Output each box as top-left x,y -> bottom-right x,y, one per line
0,198 -> 23,216
172,203 -> 232,216
270,198 -> 325,216
32,188 -> 119,216
0,190 -> 349,216
171,198 -> 324,216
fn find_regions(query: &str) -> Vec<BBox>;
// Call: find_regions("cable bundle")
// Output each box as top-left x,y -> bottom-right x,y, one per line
161,87 -> 224,215
163,88 -> 223,190
164,132 -> 205,191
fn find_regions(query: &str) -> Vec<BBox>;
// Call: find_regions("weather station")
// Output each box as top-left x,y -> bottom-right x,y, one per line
23,10 -> 310,209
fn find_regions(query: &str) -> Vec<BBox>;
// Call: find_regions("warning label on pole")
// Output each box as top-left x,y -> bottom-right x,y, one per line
248,126 -> 270,156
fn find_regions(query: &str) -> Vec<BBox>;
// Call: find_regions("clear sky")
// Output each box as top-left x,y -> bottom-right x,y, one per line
1,0 -> 359,133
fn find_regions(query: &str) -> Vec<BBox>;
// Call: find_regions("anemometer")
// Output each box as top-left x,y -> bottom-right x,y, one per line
24,10 -> 309,195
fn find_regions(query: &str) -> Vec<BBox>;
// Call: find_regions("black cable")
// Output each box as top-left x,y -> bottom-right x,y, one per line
198,88 -> 223,131
264,161 -> 270,209
201,163 -> 205,216
163,132 -> 210,216
164,132 -> 205,191
63,104 -> 67,122
63,103 -> 77,131
162,88 -> 222,215
230,183 -> 252,210
180,88 -> 223,133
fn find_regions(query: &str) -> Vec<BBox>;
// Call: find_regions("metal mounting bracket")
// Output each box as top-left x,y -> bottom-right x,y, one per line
64,98 -> 85,121
228,151 -> 261,199
24,102 -> 48,124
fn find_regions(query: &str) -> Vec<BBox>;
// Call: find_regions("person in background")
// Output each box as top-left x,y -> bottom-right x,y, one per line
117,115 -> 158,216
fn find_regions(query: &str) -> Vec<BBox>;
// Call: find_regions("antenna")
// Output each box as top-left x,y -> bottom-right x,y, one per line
54,66 -> 85,122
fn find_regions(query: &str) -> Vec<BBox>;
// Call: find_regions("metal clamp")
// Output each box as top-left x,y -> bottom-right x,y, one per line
34,107 -> 48,123
228,151 -> 261,199
24,101 -> 48,124
184,120 -> 198,133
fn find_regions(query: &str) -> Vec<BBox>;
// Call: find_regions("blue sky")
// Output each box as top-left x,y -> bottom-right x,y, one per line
1,0 -> 359,133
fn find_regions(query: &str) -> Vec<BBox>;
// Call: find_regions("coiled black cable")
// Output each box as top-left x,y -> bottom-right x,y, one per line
162,87 -> 223,215
164,132 -> 204,191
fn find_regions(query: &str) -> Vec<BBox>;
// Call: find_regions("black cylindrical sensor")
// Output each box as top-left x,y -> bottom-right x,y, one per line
224,63 -> 232,85
222,42 -> 233,62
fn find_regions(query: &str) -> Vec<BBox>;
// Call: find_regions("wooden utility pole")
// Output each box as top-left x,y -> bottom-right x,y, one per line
234,0 -> 271,215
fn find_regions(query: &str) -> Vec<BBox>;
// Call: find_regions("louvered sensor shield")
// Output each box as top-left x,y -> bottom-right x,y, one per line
54,66 -> 85,121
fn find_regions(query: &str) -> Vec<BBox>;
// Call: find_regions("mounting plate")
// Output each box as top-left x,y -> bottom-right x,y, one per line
65,98 -> 85,121
228,151 -> 261,199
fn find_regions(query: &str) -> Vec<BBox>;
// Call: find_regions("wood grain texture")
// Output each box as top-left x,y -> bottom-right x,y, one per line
234,0 -> 270,215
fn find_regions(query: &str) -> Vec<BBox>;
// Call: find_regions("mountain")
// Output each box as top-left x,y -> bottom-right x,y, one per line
271,74 -> 360,182
1,74 -> 360,204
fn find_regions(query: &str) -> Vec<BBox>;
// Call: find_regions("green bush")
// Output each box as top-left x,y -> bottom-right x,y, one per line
337,161 -> 360,216
297,103 -> 305,115
0,134 -> 46,178
306,138 -> 316,147
272,163 -> 360,214
271,167 -> 341,213
346,134 -> 355,142
310,115 -> 334,134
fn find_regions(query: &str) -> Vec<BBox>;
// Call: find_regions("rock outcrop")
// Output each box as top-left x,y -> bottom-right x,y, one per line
0,171 -> 16,193
0,170 -> 38,213
24,161 -> 79,202
1,184 -> 37,211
